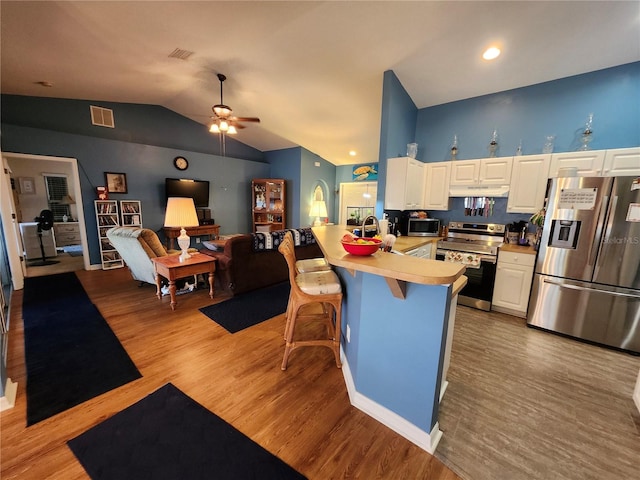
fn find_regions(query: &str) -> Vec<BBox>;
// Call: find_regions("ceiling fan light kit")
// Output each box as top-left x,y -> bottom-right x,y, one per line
208,73 -> 260,154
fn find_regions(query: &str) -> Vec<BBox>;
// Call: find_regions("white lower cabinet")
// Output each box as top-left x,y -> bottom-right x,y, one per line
405,242 -> 434,259
491,250 -> 535,317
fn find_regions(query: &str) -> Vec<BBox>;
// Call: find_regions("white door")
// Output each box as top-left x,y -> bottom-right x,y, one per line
339,182 -> 377,226
507,154 -> 551,213
0,154 -> 25,290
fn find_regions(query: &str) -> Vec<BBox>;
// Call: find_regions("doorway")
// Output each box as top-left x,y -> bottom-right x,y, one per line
1,153 -> 90,281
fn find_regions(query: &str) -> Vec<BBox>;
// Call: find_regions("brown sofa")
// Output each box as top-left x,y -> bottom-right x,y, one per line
200,228 -> 323,296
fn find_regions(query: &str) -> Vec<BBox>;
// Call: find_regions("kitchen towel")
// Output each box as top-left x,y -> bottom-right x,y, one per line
444,250 -> 481,268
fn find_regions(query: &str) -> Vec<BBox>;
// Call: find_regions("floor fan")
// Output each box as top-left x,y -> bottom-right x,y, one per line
32,210 -> 59,266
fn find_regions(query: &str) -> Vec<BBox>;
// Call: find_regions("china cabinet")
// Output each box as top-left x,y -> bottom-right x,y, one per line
252,179 -> 286,233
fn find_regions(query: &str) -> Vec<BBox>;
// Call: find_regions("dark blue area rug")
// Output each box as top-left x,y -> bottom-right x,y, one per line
199,281 -> 291,333
67,383 -> 307,480
22,272 -> 141,426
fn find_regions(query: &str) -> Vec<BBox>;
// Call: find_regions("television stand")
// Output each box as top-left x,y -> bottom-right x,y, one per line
163,224 -> 220,250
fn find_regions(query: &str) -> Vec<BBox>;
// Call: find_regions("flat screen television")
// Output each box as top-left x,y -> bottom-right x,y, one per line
165,178 -> 210,208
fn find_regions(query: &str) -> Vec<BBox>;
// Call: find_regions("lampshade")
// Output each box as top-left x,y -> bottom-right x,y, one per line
164,197 -> 199,228
309,200 -> 328,218
59,194 -> 75,205
209,118 -> 237,135
164,197 -> 199,262
309,200 -> 328,227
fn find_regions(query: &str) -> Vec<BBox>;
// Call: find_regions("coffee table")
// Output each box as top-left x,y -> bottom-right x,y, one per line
151,253 -> 216,310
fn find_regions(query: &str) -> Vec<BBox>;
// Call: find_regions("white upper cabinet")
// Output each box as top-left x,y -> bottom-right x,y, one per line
385,157 -> 425,210
450,157 -> 512,186
601,147 -> 640,176
423,162 -> 451,211
548,150 -> 605,177
507,154 -> 551,214
449,160 -> 479,185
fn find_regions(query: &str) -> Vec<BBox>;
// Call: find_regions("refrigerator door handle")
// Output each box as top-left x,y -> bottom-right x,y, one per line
589,195 -> 610,267
543,278 -> 638,299
593,195 -> 617,279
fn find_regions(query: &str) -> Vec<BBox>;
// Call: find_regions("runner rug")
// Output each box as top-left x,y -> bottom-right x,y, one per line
67,383 -> 307,480
199,281 -> 290,333
22,272 -> 141,425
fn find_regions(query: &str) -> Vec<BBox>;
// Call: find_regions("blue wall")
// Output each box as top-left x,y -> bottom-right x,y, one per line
377,70 -> 419,217
2,124 -> 270,264
1,95 -> 265,162
338,267 -> 450,431
416,62 -> 640,162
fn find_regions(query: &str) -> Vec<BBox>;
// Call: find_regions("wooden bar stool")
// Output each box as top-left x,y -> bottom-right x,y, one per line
278,232 -> 343,370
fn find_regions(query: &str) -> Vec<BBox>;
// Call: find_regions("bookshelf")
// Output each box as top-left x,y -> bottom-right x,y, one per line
120,200 -> 142,227
94,200 -> 124,270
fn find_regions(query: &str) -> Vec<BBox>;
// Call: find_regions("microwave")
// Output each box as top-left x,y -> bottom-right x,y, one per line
407,218 -> 440,237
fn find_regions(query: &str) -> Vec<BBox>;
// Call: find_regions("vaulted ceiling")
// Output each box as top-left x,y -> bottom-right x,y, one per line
2,1 -> 639,165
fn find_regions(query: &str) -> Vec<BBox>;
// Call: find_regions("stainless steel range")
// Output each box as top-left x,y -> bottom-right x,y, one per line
436,222 -> 506,311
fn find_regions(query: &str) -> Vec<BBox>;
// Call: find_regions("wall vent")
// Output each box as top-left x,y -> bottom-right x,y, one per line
90,106 -> 115,128
168,48 -> 194,60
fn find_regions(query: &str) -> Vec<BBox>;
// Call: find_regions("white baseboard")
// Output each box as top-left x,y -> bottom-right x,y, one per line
340,347 -> 442,454
0,378 -> 18,412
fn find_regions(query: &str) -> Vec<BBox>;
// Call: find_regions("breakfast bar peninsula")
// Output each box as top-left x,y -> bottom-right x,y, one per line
312,225 -> 467,453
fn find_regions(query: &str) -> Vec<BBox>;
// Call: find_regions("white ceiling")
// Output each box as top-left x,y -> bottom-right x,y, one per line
1,1 -> 639,166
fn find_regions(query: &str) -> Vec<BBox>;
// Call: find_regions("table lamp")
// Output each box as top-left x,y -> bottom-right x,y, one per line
164,197 -> 199,262
309,200 -> 328,227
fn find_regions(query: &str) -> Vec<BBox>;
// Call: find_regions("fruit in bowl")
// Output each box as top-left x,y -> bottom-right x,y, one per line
340,236 -> 382,256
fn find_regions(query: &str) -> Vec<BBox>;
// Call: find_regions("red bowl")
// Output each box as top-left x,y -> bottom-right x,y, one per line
341,237 -> 382,256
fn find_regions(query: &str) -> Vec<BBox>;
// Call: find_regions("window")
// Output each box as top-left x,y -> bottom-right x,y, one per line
44,175 -> 70,221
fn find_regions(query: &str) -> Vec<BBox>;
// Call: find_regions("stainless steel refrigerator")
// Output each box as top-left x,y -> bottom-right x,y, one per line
527,175 -> 640,353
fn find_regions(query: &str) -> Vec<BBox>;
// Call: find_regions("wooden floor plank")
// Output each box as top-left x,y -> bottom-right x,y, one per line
1,268 -> 460,479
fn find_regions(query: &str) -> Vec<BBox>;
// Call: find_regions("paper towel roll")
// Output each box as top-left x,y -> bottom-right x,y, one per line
379,219 -> 389,236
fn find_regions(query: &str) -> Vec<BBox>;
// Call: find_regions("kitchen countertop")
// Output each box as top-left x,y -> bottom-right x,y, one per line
393,235 -> 440,253
499,243 -> 537,255
312,226 -> 464,287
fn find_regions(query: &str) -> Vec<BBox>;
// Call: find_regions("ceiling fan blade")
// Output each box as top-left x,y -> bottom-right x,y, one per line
234,117 -> 260,123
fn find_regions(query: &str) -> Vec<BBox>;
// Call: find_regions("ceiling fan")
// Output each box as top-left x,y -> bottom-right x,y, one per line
209,73 -> 260,135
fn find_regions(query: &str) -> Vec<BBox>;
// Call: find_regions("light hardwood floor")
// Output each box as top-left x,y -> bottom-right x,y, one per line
436,307 -> 640,480
1,267 -> 459,480
2,266 -> 639,479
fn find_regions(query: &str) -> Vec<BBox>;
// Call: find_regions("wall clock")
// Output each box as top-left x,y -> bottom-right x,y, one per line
173,156 -> 189,171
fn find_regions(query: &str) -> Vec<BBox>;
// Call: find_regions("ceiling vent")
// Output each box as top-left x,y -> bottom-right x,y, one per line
168,48 -> 194,60
90,106 -> 115,128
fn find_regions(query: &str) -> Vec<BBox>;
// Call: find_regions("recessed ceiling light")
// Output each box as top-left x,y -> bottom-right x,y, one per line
482,46 -> 501,61
349,150 -> 357,156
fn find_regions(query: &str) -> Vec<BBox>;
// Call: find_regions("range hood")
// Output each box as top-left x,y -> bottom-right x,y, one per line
449,184 -> 510,198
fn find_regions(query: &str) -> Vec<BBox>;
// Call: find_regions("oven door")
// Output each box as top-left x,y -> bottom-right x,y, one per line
436,249 -> 497,311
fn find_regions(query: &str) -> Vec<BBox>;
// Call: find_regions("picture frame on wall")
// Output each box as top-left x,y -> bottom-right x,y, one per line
352,164 -> 378,181
18,176 -> 36,195
105,172 -> 128,194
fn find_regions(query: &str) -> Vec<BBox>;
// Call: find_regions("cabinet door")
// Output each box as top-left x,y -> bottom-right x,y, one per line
423,162 -> 451,210
492,262 -> 533,315
480,157 -> 512,184
549,151 -> 605,177
507,154 -> 551,213
384,157 -> 424,210
405,159 -> 424,209
449,160 -> 479,185
602,147 -> 640,176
